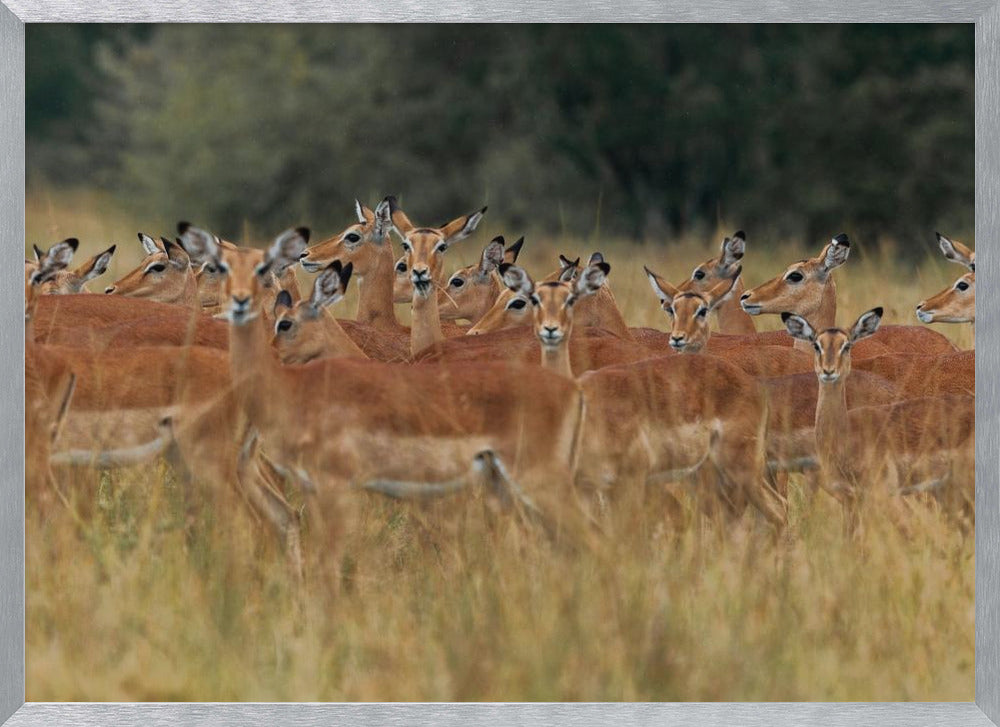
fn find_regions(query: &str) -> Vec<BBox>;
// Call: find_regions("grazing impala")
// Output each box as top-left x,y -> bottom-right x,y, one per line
675,230 -> 756,334
386,196 -> 488,355
916,232 -> 975,346
740,234 -> 956,356
498,260 -> 786,527
782,308 -> 974,523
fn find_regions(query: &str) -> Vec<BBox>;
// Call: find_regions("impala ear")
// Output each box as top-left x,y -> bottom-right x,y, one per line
820,233 -> 851,274
721,231 -> 746,269
499,263 -> 535,296
138,232 -> 162,256
273,289 -> 294,315
850,306 -> 883,342
504,236 -> 525,264
261,226 -> 311,277
644,265 -> 678,305
574,261 -> 610,299
384,196 -> 414,236
32,244 -> 43,262
480,237 -> 506,275
781,312 -> 816,342
310,259 -> 350,309
588,252 -> 605,266
77,244 -> 117,282
440,205 -> 487,244
162,238 -> 190,268
936,232 -> 975,270
557,255 -> 580,282
31,238 -> 79,285
176,222 -> 220,266
706,266 -> 741,310
355,199 -> 374,224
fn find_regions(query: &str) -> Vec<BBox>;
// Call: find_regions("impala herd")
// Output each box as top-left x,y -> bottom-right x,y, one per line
25,197 -> 976,576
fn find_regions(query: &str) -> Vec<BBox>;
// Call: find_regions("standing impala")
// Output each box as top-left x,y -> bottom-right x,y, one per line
782,308 -> 974,525
916,232 -> 975,346
740,234 -> 956,356
386,196 -> 488,355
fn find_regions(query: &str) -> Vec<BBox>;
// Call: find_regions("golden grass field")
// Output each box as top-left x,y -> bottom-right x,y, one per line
25,187 -> 975,701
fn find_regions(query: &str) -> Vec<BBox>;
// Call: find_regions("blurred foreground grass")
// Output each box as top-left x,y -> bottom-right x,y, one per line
26,189 -> 974,700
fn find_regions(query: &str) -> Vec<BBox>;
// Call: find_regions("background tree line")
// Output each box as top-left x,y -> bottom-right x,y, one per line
27,24 -> 974,251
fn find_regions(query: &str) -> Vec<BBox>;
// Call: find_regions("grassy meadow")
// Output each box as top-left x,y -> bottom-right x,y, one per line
25,189 -> 975,701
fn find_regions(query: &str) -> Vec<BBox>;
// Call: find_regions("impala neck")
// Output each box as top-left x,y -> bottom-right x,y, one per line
814,372 -> 850,479
540,341 -> 574,379
410,289 -> 444,356
578,289 -> 634,341
793,278 -> 838,353
356,243 -> 399,330
229,310 -> 279,426
715,277 -> 756,334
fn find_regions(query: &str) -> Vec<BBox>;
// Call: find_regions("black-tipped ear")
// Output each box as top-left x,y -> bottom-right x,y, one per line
498,262 -> 512,276
873,306 -> 884,318
507,236 -> 524,258
328,259 -> 343,274
384,195 -> 400,213
595,261 -> 611,276
733,230 -> 746,240
491,235 -> 505,246
340,261 -> 354,289
274,289 -> 293,312
295,227 -> 311,245
177,221 -> 191,235
32,244 -> 44,261
833,233 -> 850,246
780,312 -> 793,323
589,252 -> 605,266
64,238 -> 80,252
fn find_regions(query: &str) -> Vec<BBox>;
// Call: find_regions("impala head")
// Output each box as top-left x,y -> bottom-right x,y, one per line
677,230 -> 745,295
25,238 -> 79,322
272,260 -> 353,363
438,235 -> 524,322
916,232 -> 976,325
194,225 -> 310,326
299,199 -> 392,277
175,221 -> 237,309
782,306 -> 883,383
105,232 -> 194,303
740,234 -> 850,316
645,264 -> 741,352
30,242 -> 115,295
499,260 -> 609,348
387,195 -> 487,299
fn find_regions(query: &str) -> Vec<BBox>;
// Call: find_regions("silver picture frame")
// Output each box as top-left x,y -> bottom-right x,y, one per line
2,3 -> 997,725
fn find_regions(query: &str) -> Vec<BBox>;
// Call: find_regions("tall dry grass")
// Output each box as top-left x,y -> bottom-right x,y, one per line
26,189 -> 974,701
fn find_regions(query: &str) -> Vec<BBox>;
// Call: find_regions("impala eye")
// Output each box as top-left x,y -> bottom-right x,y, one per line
507,298 -> 528,310
692,269 -> 706,281
956,281 -> 970,291
395,261 -> 407,274
666,306 -> 675,317
696,307 -> 708,318
785,271 -> 804,283
344,232 -> 361,244
450,277 -> 465,288
813,341 -> 821,352
144,263 -> 167,274
436,242 -> 449,253
401,242 -> 411,253
276,319 -> 293,333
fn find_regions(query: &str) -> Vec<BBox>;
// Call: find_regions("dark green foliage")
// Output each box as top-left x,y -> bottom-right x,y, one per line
26,24 -> 973,250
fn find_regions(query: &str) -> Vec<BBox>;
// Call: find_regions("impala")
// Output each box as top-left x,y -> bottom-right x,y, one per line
782,308 -> 974,523
386,195 -> 488,355
916,232 -> 975,346
437,235 -> 524,324
740,234 -> 956,356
